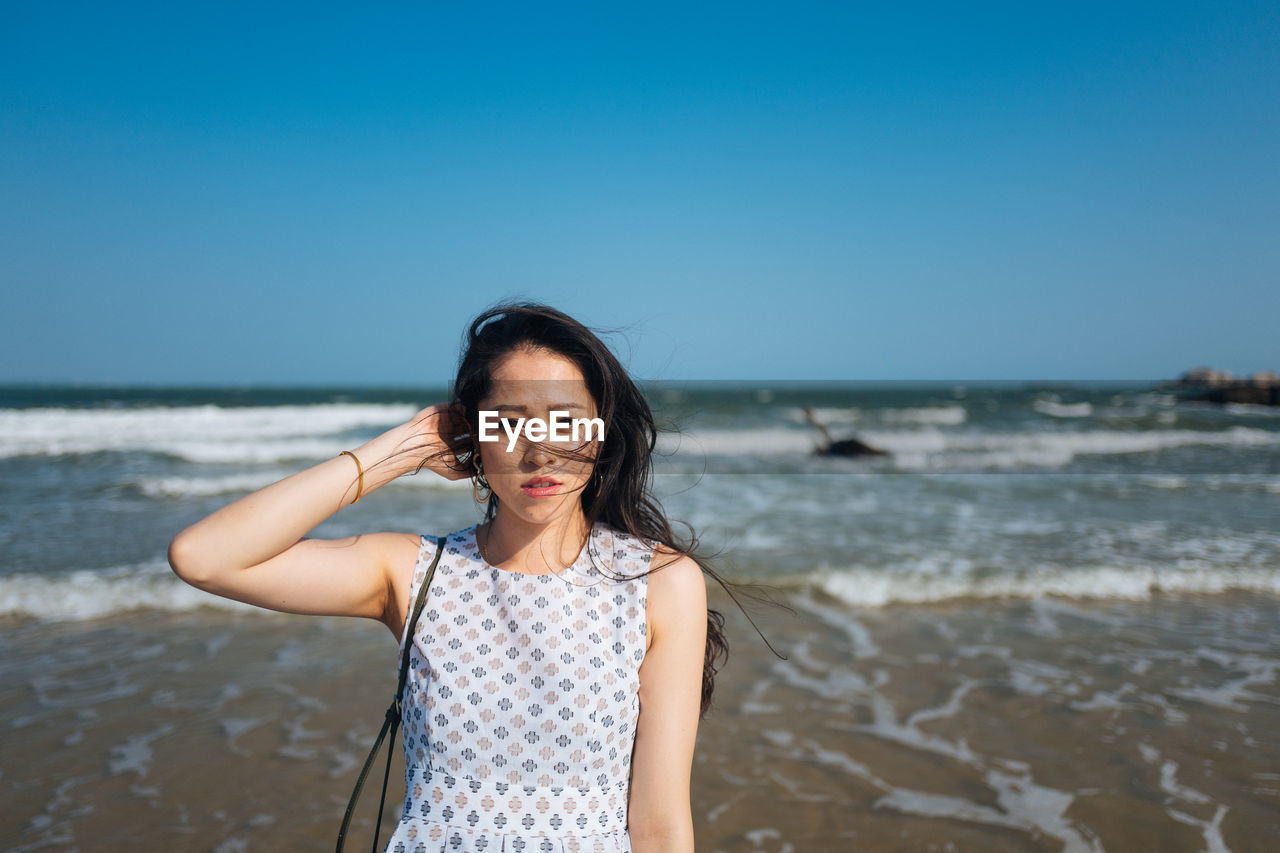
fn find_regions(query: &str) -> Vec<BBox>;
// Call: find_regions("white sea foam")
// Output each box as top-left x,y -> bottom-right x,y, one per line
776,639 -> 1104,852
871,425 -> 1280,470
880,405 -> 969,426
136,472 -> 295,497
0,561 -> 259,620
1138,475 -> 1190,489
133,469 -> 470,498
0,403 -> 416,460
810,564 -> 1280,607
656,427 -> 819,457
783,404 -> 968,426
8,401 -> 1274,480
1033,399 -> 1094,418
1164,648 -> 1280,711
783,406 -> 864,426
107,723 -> 176,779
8,554 -> 1280,621
1132,473 -> 1280,494
1224,402 -> 1280,417
660,422 -> 1280,469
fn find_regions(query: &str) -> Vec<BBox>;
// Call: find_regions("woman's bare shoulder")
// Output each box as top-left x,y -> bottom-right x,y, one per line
649,542 -> 699,571
645,545 -> 707,636
375,530 -> 427,560
379,530 -> 448,639
378,530 -> 452,579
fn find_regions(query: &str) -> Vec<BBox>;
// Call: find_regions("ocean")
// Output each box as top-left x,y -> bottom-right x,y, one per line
2,382 -> 1278,851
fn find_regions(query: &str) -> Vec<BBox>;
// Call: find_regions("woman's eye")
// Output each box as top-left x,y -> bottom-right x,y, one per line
501,418 -> 520,429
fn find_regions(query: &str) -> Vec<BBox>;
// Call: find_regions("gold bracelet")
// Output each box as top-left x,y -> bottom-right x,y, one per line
339,450 -> 364,504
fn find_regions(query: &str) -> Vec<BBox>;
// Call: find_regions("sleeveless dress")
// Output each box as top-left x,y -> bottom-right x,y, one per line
385,522 -> 652,853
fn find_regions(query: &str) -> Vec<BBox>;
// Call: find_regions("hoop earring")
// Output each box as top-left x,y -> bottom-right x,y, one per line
472,457 -> 492,504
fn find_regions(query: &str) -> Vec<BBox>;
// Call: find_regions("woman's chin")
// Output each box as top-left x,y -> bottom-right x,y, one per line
497,495 -> 582,525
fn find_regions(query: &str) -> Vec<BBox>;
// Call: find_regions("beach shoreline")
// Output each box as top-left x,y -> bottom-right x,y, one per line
3,382 -> 1278,850
4,585 -> 1278,852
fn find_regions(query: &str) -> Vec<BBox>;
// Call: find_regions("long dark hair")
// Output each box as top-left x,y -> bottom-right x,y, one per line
406,301 -> 787,718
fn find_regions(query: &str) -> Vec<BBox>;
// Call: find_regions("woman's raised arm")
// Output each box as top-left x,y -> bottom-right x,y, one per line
167,404 -> 466,628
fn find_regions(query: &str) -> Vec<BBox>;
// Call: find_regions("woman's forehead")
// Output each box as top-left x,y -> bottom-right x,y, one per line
490,347 -> 583,381
483,349 -> 593,406
483,379 -> 591,407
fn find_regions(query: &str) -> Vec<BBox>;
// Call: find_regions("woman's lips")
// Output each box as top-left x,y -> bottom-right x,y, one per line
520,478 -> 562,497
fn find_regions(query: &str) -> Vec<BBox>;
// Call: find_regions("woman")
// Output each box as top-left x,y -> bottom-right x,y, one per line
168,302 -> 741,852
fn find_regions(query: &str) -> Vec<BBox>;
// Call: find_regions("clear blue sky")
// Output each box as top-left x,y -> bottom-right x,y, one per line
2,1 -> 1276,384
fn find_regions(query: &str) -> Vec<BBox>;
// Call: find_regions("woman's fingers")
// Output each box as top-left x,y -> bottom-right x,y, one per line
402,403 -> 472,481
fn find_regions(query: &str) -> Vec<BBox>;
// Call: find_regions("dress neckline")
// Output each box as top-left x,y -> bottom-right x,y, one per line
469,523 -> 598,578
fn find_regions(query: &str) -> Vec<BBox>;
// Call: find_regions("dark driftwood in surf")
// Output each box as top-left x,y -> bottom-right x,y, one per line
801,405 -> 891,458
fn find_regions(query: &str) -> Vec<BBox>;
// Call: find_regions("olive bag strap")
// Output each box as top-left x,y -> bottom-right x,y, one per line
335,534 -> 446,853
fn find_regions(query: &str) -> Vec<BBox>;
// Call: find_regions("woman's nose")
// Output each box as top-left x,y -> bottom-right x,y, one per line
522,439 -> 555,468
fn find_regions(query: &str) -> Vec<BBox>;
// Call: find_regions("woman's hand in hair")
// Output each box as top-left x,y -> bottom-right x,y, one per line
396,403 -> 473,482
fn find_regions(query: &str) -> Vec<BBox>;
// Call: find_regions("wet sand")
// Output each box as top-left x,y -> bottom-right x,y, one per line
697,589 -> 1280,852
3,586 -> 1279,852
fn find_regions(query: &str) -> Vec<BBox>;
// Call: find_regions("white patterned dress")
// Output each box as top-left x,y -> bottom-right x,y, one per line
384,522 -> 652,853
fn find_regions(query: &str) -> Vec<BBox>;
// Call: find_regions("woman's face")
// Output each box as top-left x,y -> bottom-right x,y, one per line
475,346 -> 600,526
